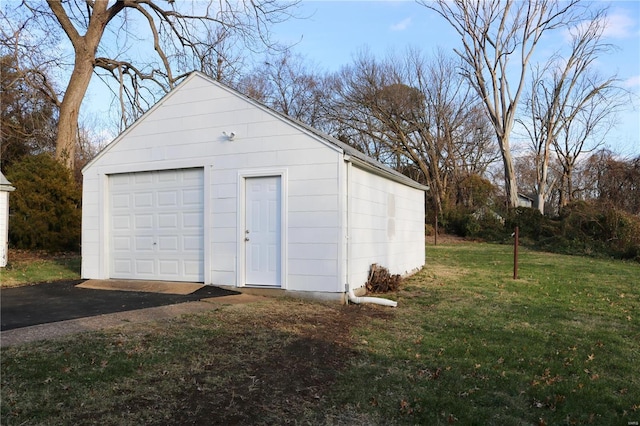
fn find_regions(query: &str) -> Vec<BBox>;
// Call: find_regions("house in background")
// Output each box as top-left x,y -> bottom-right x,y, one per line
517,193 -> 534,208
0,171 -> 16,268
81,72 -> 426,301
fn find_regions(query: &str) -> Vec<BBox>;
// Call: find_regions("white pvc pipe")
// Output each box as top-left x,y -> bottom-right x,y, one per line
348,289 -> 398,307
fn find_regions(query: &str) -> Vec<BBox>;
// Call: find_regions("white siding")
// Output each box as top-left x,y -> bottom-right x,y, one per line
0,191 -> 9,267
83,72 -> 425,296
82,73 -> 343,292
348,164 -> 425,289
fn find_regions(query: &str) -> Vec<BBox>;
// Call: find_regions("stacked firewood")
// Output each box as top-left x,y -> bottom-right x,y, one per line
366,263 -> 401,293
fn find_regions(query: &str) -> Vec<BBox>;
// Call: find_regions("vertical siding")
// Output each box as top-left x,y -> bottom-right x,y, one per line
348,165 -> 425,289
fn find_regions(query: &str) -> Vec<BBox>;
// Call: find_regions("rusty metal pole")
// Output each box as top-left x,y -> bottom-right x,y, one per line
513,226 -> 519,280
434,214 -> 438,246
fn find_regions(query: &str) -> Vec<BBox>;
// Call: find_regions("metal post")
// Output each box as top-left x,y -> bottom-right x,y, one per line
434,214 -> 438,246
513,226 -> 519,280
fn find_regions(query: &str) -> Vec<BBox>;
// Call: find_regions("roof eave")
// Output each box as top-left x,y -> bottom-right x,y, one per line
344,154 -> 428,191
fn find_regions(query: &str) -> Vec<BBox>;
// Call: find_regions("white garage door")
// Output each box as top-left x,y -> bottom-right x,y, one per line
109,168 -> 204,282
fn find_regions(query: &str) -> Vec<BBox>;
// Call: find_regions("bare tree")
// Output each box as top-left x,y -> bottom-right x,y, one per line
420,0 -> 583,208
553,95 -> 619,208
583,150 -> 640,215
1,21 -> 115,176
2,0 -> 298,170
520,8 -> 623,214
0,20 -> 60,168
235,50 -> 330,129
327,49 -> 494,214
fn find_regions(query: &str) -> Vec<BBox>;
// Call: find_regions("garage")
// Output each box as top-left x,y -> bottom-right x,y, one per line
109,168 -> 204,282
81,72 -> 426,300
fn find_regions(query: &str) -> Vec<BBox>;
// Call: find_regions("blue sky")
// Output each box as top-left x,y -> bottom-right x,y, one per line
268,1 -> 640,156
83,1 -> 639,156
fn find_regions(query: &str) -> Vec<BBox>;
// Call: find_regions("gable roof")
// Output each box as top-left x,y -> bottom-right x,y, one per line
85,72 -> 427,191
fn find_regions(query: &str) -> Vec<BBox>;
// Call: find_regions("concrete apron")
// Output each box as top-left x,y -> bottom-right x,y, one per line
76,279 -> 205,295
81,280 -> 349,303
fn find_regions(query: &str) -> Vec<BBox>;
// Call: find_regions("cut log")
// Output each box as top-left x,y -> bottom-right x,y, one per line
366,263 -> 401,293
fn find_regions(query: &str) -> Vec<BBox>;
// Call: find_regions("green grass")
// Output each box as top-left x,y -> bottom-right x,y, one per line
330,243 -> 640,425
1,243 -> 638,425
0,252 -> 80,287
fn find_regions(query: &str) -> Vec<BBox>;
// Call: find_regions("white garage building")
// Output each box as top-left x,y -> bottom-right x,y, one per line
81,72 -> 426,300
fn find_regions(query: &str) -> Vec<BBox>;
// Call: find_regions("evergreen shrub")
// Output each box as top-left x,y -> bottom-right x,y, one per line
6,154 -> 81,252
442,201 -> 640,262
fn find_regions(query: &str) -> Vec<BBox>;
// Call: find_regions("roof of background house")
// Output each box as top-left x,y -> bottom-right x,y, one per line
0,171 -> 15,192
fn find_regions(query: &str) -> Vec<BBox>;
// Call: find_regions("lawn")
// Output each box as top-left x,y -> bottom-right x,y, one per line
0,250 -> 81,287
1,242 -> 638,425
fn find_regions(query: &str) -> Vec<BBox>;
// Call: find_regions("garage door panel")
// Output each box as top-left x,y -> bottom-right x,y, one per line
158,213 -> 178,229
112,215 -> 130,230
135,259 -> 155,274
183,212 -> 202,228
159,260 -> 179,275
183,189 -> 203,206
183,235 -> 202,251
113,237 -> 131,251
158,236 -> 178,251
184,260 -> 201,275
114,259 -> 132,274
158,190 -> 178,207
134,192 -> 153,207
135,214 -> 154,229
112,174 -> 132,186
135,234 -> 154,245
110,168 -> 204,282
112,194 -> 130,208
158,170 -> 178,182
134,173 -> 153,184
182,168 -> 202,181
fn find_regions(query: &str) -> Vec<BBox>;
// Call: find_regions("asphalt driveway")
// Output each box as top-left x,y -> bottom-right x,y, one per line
1,280 -> 239,331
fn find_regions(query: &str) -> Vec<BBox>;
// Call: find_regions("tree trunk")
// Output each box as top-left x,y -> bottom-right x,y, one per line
47,0 -> 123,171
566,162 -> 575,203
558,158 -> 575,209
415,155 -> 443,215
56,51 -> 94,170
426,150 -> 445,214
559,169 -> 568,209
500,136 -> 519,208
535,143 -> 551,215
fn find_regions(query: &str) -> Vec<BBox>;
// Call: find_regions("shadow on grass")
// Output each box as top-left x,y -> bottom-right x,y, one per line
52,253 -> 81,276
1,300 -> 380,425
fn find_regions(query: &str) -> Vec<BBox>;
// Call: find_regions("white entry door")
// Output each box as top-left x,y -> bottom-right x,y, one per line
109,168 -> 204,282
245,176 -> 281,286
